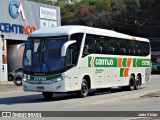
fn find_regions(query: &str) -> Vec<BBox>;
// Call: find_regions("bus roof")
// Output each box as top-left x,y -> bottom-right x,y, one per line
29,25 -> 149,42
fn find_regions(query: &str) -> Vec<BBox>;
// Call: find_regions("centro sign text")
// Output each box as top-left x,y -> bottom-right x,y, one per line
0,22 -> 36,35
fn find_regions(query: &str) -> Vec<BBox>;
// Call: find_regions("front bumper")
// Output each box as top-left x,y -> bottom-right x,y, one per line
22,80 -> 66,92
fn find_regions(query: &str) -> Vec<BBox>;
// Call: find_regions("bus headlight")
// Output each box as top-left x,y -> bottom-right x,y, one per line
53,78 -> 62,83
53,75 -> 67,83
61,74 -> 68,80
56,78 -> 62,82
23,78 -> 27,81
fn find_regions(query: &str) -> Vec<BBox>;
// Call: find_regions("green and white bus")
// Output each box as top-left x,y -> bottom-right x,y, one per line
22,26 -> 151,99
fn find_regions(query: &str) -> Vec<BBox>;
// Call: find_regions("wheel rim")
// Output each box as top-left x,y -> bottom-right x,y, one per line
82,82 -> 88,94
136,77 -> 140,87
16,77 -> 22,83
130,77 -> 134,89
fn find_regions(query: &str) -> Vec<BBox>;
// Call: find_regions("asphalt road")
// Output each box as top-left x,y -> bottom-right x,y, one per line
0,75 -> 160,120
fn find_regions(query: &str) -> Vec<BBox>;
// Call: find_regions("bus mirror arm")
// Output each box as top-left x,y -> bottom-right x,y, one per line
61,40 -> 76,57
16,42 -> 26,61
16,43 -> 26,54
15,43 -> 26,69
16,43 -> 26,51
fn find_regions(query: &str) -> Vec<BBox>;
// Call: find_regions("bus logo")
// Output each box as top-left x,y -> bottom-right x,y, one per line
88,57 -> 117,67
9,0 -> 26,20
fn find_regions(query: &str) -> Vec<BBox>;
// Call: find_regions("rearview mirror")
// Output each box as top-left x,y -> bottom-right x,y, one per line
61,40 -> 76,57
16,43 -> 26,52
16,43 -> 26,61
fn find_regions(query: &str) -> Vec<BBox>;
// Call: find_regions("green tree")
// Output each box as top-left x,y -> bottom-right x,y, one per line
40,0 -> 160,38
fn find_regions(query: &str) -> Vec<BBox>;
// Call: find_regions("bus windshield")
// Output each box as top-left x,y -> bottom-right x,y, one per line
23,36 -> 68,75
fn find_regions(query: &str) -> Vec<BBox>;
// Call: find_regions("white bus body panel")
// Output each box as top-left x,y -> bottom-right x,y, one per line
23,26 -> 151,93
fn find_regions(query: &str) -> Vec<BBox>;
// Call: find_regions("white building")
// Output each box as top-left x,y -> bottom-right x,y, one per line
0,0 -> 61,82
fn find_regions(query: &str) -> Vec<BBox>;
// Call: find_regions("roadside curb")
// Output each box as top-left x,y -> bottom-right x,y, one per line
140,90 -> 160,98
0,82 -> 22,92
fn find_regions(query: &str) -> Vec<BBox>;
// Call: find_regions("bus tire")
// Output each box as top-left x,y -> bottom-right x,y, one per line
127,75 -> 135,91
134,76 -> 141,90
42,92 -> 54,99
78,79 -> 89,98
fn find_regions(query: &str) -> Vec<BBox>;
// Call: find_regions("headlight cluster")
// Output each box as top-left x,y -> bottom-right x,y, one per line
52,75 -> 68,83
23,78 -> 27,81
22,74 -> 68,83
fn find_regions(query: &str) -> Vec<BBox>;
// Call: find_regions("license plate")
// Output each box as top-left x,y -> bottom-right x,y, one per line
37,86 -> 44,90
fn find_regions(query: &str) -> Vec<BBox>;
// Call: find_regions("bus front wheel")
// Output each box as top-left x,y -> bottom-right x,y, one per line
42,92 -> 54,99
78,79 -> 89,98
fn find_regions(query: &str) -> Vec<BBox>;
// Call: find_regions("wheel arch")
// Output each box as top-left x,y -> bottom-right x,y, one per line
83,75 -> 91,89
129,73 -> 135,86
137,73 -> 142,85
130,73 -> 135,80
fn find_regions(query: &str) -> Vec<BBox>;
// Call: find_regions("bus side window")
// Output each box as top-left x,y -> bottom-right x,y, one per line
109,47 -> 115,54
68,33 -> 84,68
142,42 -> 150,56
99,36 -> 109,54
138,49 -> 141,56
130,41 -> 135,56
83,45 -> 90,55
96,46 -> 103,54
96,36 -> 103,54
120,48 -> 126,55
109,38 -> 116,55
66,44 -> 78,69
83,34 -> 96,57
115,42 -> 121,55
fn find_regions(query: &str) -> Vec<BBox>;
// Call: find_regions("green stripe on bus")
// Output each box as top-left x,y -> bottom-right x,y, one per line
122,58 -> 127,67
30,73 -> 62,80
133,58 -> 137,67
133,58 -> 151,67
88,57 -> 92,67
47,74 -> 62,80
30,76 -> 34,80
120,68 -> 124,77
136,59 -> 151,67
88,57 -> 151,68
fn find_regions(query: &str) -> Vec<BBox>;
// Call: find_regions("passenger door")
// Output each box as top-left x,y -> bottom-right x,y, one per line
67,67 -> 79,91
94,68 -> 105,88
66,44 -> 79,91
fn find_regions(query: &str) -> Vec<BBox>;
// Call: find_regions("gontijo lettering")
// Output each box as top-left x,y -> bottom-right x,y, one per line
9,0 -> 26,20
88,57 -> 117,67
95,59 -> 113,66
